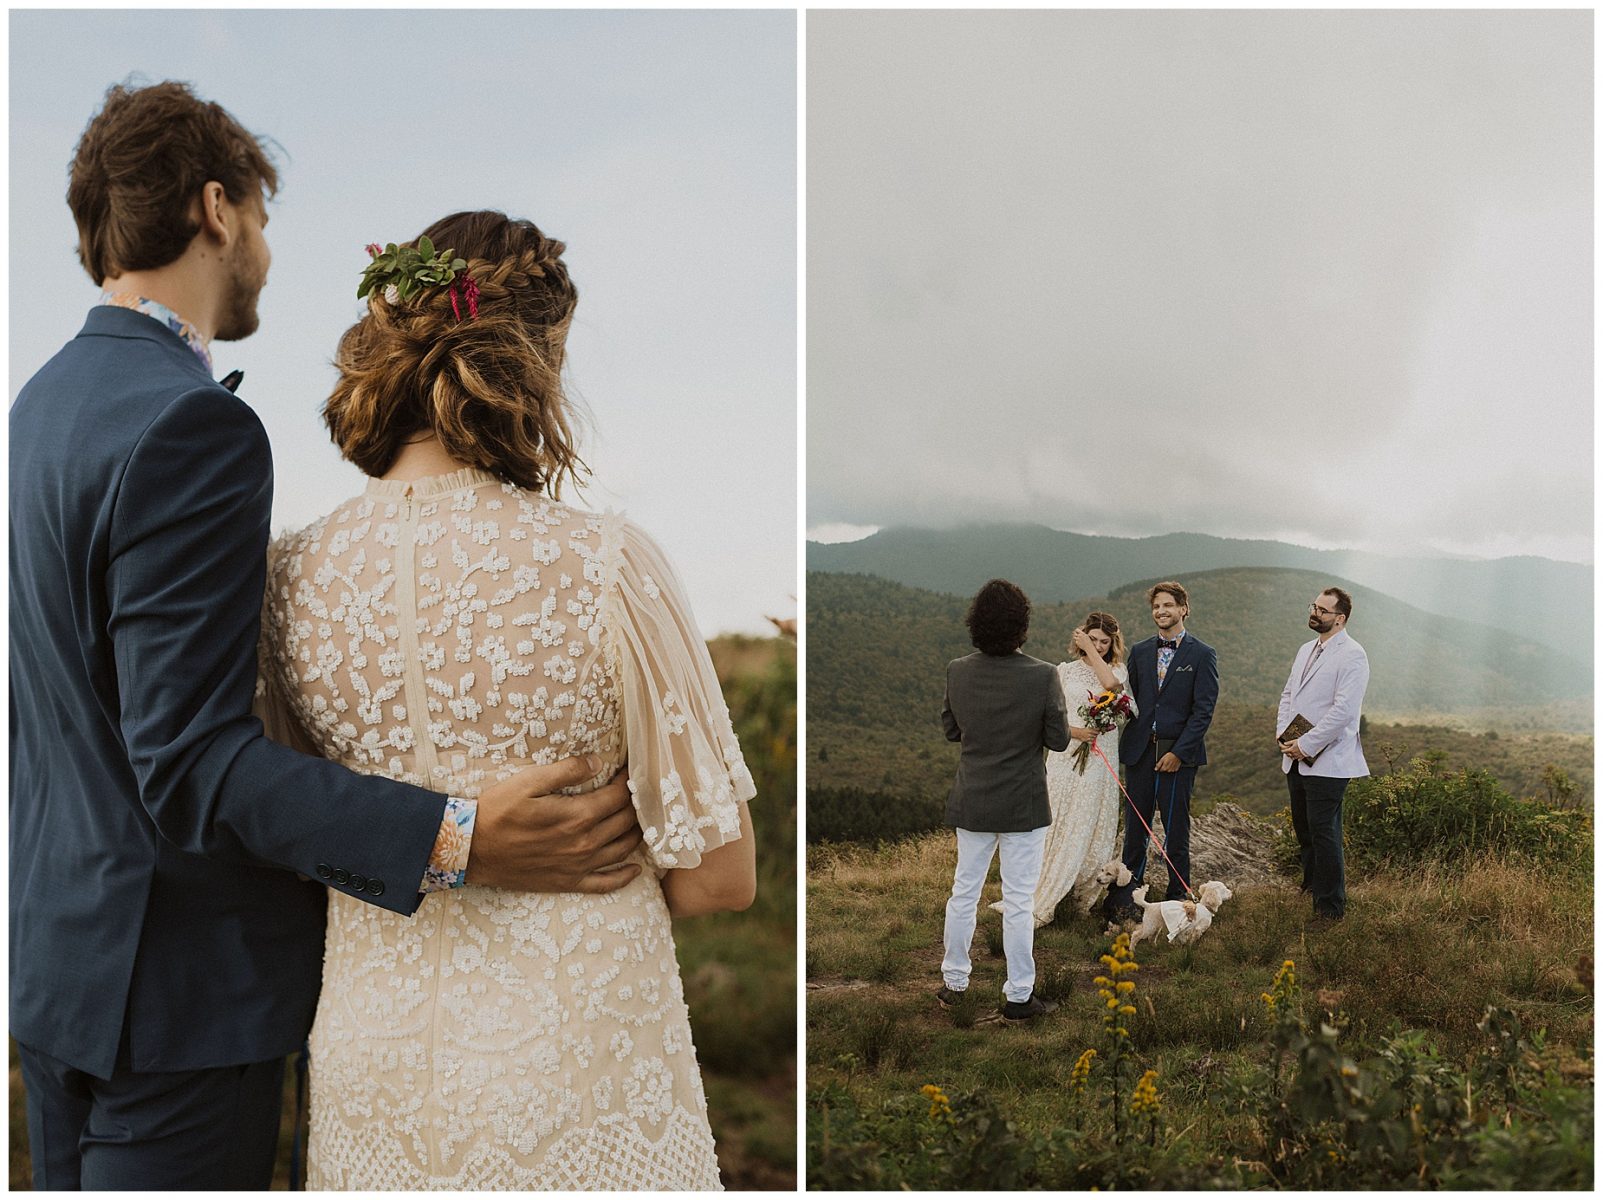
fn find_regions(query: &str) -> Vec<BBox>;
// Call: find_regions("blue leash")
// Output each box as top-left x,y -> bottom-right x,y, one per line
289,1042 -> 309,1189
1144,765 -> 1191,898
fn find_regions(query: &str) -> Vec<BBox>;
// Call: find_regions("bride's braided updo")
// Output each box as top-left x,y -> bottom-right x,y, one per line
324,210 -> 586,496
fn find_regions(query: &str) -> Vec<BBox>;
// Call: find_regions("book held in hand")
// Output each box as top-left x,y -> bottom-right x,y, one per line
1277,713 -> 1323,761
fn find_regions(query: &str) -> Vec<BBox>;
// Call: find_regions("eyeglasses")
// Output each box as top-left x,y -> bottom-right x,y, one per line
1308,604 -> 1338,617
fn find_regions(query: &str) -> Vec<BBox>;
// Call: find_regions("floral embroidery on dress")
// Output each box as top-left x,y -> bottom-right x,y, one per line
258,469 -> 750,1189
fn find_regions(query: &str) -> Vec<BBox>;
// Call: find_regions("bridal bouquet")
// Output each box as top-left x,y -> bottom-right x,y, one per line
1071,689 -> 1136,774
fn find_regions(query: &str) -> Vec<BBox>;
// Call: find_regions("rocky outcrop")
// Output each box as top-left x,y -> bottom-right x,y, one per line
1141,801 -> 1286,890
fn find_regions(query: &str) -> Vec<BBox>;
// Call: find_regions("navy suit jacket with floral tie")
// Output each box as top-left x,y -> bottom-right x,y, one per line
1116,633 -> 1219,767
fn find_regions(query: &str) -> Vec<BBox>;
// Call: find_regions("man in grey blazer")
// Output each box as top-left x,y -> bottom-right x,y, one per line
1277,586 -> 1370,920
938,579 -> 1071,1020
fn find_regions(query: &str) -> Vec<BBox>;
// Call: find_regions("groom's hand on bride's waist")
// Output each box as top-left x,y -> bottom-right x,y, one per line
468,757 -> 644,892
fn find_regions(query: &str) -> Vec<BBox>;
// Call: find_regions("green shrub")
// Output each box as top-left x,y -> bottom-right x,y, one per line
1342,755 -> 1590,872
807,786 -> 942,844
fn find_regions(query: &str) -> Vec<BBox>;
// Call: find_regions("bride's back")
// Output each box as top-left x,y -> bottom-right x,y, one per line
247,211 -> 747,1188
264,471 -> 621,801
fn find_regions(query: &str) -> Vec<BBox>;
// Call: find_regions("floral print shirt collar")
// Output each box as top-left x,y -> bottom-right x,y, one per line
97,292 -> 213,375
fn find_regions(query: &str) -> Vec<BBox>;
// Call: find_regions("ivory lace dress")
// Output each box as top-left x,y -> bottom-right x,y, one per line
257,468 -> 754,1190
994,659 -> 1133,925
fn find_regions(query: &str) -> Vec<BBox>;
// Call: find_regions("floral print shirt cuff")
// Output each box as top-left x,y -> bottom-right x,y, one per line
420,797 -> 476,891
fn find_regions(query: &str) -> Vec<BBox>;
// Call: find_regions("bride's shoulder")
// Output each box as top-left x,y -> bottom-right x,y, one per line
1058,656 -> 1090,679
267,503 -> 346,573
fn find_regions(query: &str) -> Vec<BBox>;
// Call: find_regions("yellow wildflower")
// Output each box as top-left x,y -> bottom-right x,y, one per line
1116,980 -> 1135,993
1129,1068 -> 1161,1115
920,1083 -> 953,1121
1069,1047 -> 1097,1095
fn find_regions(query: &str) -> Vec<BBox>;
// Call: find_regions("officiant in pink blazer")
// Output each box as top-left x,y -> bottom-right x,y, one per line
1277,585 -> 1370,921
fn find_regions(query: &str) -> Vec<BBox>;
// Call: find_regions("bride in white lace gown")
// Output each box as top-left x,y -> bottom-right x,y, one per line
256,212 -> 756,1189
996,613 -> 1133,925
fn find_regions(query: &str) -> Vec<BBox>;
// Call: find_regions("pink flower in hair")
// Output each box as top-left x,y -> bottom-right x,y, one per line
449,281 -> 462,323
463,274 -> 480,320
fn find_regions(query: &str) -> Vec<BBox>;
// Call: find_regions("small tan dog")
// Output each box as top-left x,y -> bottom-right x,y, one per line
1088,861 -> 1135,931
1128,880 -> 1233,949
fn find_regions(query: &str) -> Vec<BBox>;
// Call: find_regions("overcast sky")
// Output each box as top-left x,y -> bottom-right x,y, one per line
808,10 -> 1591,564
12,9 -> 795,636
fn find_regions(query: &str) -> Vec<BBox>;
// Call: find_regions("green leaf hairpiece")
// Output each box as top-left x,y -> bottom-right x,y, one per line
358,239 -> 471,303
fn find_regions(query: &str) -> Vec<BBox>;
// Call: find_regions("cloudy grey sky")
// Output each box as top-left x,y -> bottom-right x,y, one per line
808,10 -> 1591,564
12,9 -> 795,636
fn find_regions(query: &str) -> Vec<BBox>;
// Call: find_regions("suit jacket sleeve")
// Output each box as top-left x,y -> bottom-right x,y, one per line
1299,646 -> 1370,758
107,387 -> 445,915
1042,668 -> 1071,752
1276,650 -> 1298,736
1173,643 -> 1219,764
941,665 -> 961,742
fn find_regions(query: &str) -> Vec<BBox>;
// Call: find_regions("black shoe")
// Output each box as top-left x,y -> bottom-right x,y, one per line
1001,994 -> 1058,1021
935,985 -> 966,1007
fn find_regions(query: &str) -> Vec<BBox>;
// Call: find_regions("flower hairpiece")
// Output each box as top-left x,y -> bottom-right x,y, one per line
358,238 -> 475,319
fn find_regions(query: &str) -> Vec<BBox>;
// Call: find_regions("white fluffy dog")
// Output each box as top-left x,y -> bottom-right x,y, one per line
1128,880 -> 1233,949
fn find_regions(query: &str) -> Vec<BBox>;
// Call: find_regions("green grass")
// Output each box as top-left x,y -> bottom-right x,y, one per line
806,827 -> 1593,1188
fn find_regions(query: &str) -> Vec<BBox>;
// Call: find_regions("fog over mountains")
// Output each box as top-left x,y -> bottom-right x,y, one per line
807,524 -> 1587,657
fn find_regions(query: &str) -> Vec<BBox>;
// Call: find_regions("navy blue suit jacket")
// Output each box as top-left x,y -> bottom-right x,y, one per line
1117,633 -> 1219,767
10,307 -> 447,1080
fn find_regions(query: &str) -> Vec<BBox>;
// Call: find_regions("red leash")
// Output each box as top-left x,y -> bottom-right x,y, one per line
1091,741 -> 1195,900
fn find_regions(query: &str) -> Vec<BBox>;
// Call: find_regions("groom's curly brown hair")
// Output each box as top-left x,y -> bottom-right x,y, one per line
965,579 -> 1031,655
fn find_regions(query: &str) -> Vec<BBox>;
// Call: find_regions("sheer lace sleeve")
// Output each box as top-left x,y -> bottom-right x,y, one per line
603,517 -> 755,869
254,542 -> 322,757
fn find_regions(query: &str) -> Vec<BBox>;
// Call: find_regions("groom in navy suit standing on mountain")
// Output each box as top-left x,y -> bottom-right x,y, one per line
1104,581 -> 1219,920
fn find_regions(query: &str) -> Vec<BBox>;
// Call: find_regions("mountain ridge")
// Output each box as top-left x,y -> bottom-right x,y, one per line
807,523 -> 1587,654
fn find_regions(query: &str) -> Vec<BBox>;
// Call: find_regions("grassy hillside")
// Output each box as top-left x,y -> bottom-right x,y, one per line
8,634 -> 796,1191
808,569 -> 1588,716
807,524 -> 1587,654
806,804 -> 1593,1188
807,569 -> 1591,840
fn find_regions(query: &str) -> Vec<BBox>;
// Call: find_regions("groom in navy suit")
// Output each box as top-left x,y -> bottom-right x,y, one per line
1104,581 -> 1219,918
10,81 -> 643,1190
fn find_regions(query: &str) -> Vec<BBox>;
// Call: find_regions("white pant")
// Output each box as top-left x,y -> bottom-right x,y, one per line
941,826 -> 1048,1003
